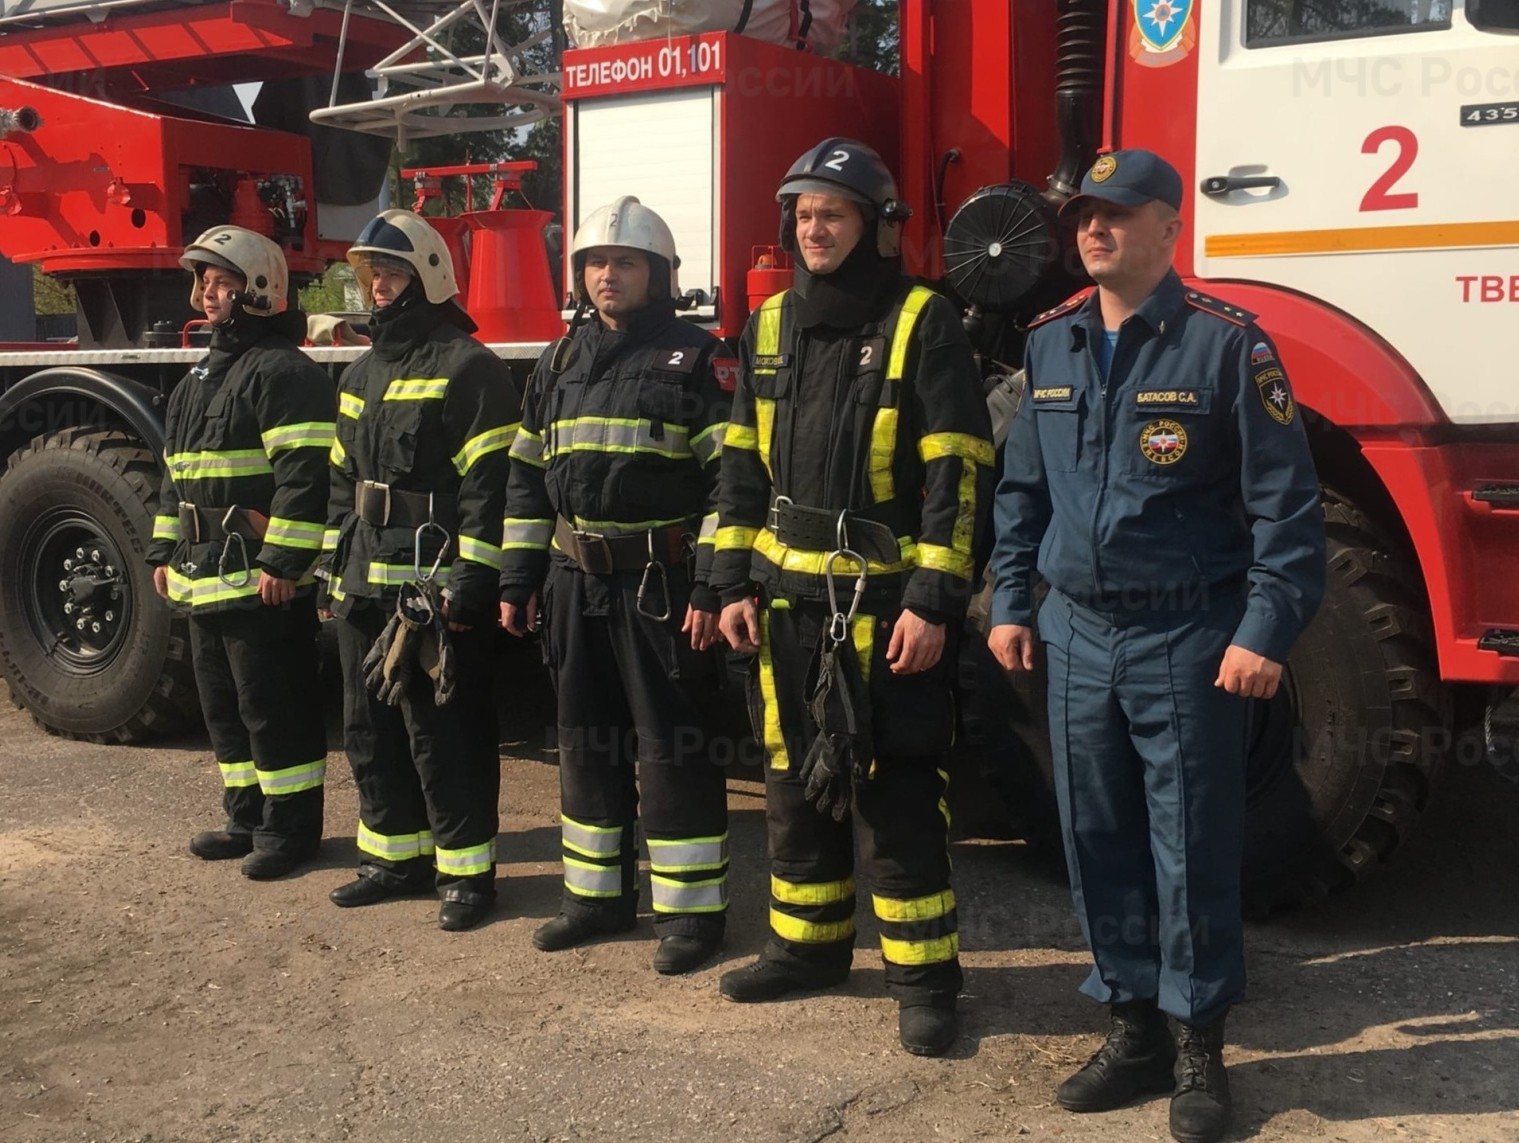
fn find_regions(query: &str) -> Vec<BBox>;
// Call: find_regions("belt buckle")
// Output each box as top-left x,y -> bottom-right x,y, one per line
179,501 -> 201,543
363,480 -> 392,526
767,494 -> 793,536
573,529 -> 613,575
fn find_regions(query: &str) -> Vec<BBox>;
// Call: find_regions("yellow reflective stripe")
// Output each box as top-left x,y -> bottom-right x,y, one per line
435,840 -> 494,876
509,428 -> 546,467
770,908 -> 855,944
153,515 -> 181,541
166,449 -> 273,480
952,458 -> 978,569
330,438 -> 347,466
651,875 -> 728,913
457,535 -> 503,569
753,528 -> 915,577
546,416 -> 692,460
647,834 -> 728,873
366,562 -> 450,587
165,566 -> 263,606
561,815 -> 621,858
691,421 -> 726,466
919,432 -> 995,466
257,758 -> 326,795
756,292 -> 785,357
384,377 -> 449,401
338,392 -> 365,419
265,517 -> 325,550
886,285 -> 934,382
714,525 -> 759,552
917,542 -> 975,581
563,856 -> 623,897
501,518 -> 553,550
723,423 -> 758,451
758,610 -> 790,772
880,932 -> 960,966
453,424 -> 517,476
868,407 -> 898,502
754,398 -> 776,480
770,875 -> 855,906
218,759 -> 257,788
938,766 -> 951,830
852,612 -> 874,687
357,821 -> 435,860
321,528 -> 342,554
872,889 -> 956,923
262,421 -> 337,455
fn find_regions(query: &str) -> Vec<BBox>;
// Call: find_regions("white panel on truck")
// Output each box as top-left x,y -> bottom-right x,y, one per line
571,87 -> 718,304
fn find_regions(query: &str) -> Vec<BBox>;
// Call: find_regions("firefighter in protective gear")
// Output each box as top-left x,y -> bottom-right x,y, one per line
147,225 -> 336,881
322,210 -> 522,932
501,197 -> 734,976
711,140 -> 996,1054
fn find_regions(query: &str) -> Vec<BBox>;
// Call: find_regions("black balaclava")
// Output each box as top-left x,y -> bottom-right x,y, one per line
791,216 -> 899,329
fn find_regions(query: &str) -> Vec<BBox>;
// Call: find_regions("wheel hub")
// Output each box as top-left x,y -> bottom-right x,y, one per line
24,515 -> 132,670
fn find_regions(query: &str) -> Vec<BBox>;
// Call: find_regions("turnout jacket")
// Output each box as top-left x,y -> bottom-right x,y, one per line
709,278 -> 995,619
322,301 -> 521,629
499,304 -> 733,611
989,271 -> 1325,661
146,310 -> 336,614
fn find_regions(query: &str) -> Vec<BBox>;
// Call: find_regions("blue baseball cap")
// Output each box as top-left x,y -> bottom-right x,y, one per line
1059,149 -> 1183,215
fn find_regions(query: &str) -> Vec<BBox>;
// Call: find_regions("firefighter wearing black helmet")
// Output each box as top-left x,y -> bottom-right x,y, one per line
321,210 -> 522,932
500,197 -> 735,976
147,225 -> 336,882
710,139 -> 996,1054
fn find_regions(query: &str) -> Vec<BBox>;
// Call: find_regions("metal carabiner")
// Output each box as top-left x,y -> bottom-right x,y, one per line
217,505 -> 252,587
636,529 -> 673,622
824,517 -> 868,645
413,492 -> 452,583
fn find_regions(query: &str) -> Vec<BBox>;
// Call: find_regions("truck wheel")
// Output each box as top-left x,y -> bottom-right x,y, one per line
0,428 -> 199,742
955,489 -> 1447,912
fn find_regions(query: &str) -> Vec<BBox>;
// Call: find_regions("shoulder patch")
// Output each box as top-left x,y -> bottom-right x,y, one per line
1184,291 -> 1257,327
1027,288 -> 1095,329
711,355 -> 740,392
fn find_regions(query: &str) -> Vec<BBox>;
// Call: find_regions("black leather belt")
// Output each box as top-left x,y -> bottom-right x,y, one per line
178,503 -> 267,543
553,517 -> 692,575
766,497 -> 902,564
355,481 -> 458,530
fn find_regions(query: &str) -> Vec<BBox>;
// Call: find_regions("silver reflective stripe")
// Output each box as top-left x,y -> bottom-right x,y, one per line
153,515 -> 181,542
435,840 -> 494,876
509,428 -> 546,468
257,759 -> 326,795
647,834 -> 728,873
691,421 -> 726,466
564,857 -> 622,898
218,759 -> 258,789
545,416 -> 692,461
651,874 -> 728,914
166,449 -> 274,479
561,815 -> 620,859
357,821 -> 435,860
502,518 -> 553,549
366,562 -> 450,587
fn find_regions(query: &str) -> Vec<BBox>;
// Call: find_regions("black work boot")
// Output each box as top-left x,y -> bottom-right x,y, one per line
438,886 -> 495,932
1056,999 -> 1177,1113
329,868 -> 432,908
190,830 -> 254,861
653,935 -> 721,975
899,997 -> 958,1057
532,910 -> 637,951
241,846 -> 314,881
718,957 -> 849,1003
1170,1018 -> 1232,1143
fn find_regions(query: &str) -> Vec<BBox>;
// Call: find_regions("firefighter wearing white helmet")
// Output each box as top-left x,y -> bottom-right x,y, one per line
322,210 -> 521,933
709,139 -> 995,1057
148,224 -> 336,881
501,197 -> 736,976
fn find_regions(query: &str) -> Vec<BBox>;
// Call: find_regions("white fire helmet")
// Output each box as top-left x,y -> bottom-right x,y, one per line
179,226 -> 290,316
570,196 -> 680,305
347,210 -> 460,305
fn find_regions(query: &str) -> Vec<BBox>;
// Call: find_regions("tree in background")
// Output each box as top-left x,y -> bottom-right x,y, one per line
837,0 -> 900,74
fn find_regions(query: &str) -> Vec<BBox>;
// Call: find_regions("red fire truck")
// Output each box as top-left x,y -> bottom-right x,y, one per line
1,0 -> 1515,910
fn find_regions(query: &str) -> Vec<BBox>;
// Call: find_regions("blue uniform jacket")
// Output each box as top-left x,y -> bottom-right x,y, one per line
989,270 -> 1325,663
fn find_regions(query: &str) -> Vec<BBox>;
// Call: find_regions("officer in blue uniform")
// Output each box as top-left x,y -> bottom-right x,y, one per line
988,150 -> 1325,1143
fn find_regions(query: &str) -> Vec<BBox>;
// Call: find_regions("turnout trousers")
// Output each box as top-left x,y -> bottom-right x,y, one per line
1039,587 -> 1250,1026
542,558 -> 729,940
188,602 -> 326,856
747,603 -> 963,1004
337,602 -> 499,895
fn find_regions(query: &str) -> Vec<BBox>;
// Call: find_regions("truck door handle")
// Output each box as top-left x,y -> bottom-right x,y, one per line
1201,175 -> 1282,196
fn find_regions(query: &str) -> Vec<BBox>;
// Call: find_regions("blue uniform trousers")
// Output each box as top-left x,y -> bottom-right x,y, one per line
1039,586 -> 1248,1026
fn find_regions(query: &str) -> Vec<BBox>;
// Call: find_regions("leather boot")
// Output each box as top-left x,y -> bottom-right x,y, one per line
1056,999 -> 1177,1113
1170,1017 -> 1231,1143
899,997 -> 958,1057
653,935 -> 721,976
438,886 -> 495,932
532,910 -> 636,951
241,846 -> 314,880
189,831 -> 254,861
329,868 -> 431,908
718,958 -> 849,1003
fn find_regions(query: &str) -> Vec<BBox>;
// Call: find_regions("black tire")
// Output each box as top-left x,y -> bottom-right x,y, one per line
955,488 -> 1448,912
0,427 -> 200,742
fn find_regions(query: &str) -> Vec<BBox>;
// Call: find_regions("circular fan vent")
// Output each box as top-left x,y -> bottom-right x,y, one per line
943,181 -> 1060,312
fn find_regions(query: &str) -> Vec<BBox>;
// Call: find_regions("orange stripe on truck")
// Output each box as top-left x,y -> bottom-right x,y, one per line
1205,220 -> 1519,258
